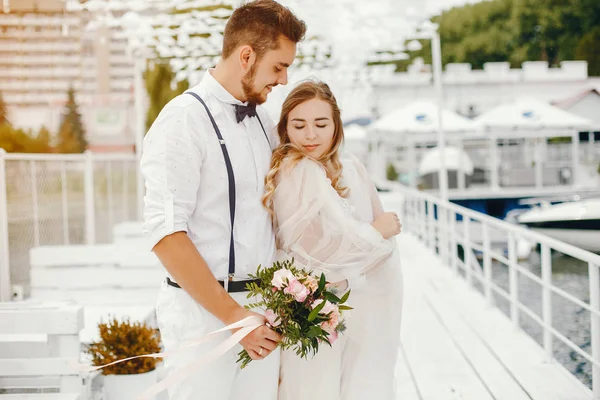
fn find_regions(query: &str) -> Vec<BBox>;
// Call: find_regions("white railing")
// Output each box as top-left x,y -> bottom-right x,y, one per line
395,184 -> 600,398
0,150 -> 139,302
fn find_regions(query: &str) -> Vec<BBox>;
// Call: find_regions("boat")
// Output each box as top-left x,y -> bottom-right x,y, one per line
517,198 -> 600,252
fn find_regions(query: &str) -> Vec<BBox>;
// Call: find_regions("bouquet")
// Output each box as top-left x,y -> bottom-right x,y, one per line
237,258 -> 352,369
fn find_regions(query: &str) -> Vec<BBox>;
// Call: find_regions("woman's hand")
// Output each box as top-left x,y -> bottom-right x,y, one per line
372,212 -> 402,239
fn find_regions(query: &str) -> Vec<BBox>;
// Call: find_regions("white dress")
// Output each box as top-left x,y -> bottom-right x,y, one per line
272,154 -> 403,400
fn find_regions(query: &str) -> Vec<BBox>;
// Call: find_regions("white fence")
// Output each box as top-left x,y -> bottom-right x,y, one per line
396,184 -> 600,397
0,150 -> 139,301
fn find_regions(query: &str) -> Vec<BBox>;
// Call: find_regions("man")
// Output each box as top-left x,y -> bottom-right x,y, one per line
140,1 -> 306,398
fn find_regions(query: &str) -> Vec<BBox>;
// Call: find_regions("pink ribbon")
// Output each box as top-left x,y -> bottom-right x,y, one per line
71,316 -> 264,399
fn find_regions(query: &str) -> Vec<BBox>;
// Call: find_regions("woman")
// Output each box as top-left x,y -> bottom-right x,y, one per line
262,81 -> 403,399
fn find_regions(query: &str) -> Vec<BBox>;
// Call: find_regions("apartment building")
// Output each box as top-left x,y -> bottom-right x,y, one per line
0,0 -> 135,152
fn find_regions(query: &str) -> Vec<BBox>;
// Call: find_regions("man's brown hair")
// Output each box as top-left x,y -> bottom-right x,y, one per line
222,0 -> 306,60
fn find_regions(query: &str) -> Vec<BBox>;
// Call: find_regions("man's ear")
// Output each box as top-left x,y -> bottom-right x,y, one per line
239,45 -> 257,72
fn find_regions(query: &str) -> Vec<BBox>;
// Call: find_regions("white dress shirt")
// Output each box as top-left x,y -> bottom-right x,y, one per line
141,69 -> 278,281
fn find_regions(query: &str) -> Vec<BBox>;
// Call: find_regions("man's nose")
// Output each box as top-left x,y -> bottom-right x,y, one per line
278,70 -> 288,86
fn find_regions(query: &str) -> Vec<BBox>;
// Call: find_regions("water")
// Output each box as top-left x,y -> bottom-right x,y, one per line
467,250 -> 595,389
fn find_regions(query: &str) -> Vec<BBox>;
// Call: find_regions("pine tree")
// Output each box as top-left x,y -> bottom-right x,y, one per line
56,119 -> 81,153
56,87 -> 87,153
0,91 -> 10,126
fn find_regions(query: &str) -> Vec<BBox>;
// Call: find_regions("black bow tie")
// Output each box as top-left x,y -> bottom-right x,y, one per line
234,104 -> 257,123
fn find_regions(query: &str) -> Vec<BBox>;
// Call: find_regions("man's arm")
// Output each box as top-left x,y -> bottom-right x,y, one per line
141,103 -> 280,359
152,232 -> 243,325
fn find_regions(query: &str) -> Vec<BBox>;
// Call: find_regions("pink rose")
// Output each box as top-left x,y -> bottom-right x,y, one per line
284,278 -> 310,302
304,276 -> 318,293
264,309 -> 281,327
271,269 -> 295,290
311,299 -> 336,316
320,320 -> 339,344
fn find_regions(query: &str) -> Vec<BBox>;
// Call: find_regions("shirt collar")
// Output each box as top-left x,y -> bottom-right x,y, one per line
201,68 -> 247,106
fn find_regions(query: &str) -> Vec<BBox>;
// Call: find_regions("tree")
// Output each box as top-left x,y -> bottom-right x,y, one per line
575,27 -> 600,76
144,63 -> 189,131
386,163 -> 399,181
0,124 -> 51,153
0,91 -> 9,126
388,0 -> 600,76
56,119 -> 82,153
56,87 -> 87,153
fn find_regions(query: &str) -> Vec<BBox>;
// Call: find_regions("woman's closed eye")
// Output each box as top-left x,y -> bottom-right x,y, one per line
293,124 -> 305,130
316,124 -> 327,128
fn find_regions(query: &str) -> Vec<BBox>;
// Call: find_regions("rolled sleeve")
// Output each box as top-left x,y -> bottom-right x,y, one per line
140,104 -> 204,251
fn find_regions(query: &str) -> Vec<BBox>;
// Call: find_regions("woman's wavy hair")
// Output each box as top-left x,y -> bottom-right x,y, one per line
262,80 -> 347,215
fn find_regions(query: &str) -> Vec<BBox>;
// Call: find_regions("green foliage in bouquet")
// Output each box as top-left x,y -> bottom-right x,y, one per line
86,317 -> 161,375
237,259 -> 352,369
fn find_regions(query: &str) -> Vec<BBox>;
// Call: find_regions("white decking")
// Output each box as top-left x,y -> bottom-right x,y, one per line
396,233 -> 592,400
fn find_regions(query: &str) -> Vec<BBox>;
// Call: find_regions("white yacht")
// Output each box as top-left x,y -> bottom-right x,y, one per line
517,198 -> 600,252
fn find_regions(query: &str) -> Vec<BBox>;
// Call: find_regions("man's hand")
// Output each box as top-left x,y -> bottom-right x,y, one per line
227,308 -> 281,360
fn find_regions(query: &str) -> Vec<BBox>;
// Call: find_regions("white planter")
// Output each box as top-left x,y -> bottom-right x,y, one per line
103,369 -> 157,400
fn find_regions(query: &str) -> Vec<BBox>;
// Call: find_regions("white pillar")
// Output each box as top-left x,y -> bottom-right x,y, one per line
0,149 -> 10,301
84,150 -> 96,245
572,131 -> 580,188
535,138 -> 543,188
489,135 -> 499,190
432,32 -> 448,201
407,141 -> 417,188
457,139 -> 466,190
134,56 -> 146,222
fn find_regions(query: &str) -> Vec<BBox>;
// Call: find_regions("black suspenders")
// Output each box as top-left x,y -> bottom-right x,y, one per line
185,92 -> 270,287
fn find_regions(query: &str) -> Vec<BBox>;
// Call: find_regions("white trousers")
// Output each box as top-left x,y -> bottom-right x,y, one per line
278,258 -> 403,400
156,281 -> 280,400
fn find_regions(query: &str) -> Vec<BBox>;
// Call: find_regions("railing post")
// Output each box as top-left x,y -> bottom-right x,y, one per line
450,210 -> 458,274
419,198 -> 426,242
482,222 -> 493,306
463,216 -> 473,286
0,149 -> 11,301
541,243 -> 553,362
60,160 -> 70,245
122,160 -> 129,221
106,161 -> 114,238
438,206 -> 448,264
30,160 -> 40,247
508,232 -> 520,328
588,262 -> 599,399
84,151 -> 96,245
427,200 -> 435,251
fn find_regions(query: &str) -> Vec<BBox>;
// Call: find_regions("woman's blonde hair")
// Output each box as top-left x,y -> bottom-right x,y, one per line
262,80 -> 348,214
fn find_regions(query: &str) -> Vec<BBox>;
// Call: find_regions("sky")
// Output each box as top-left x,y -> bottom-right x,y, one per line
423,0 -> 484,16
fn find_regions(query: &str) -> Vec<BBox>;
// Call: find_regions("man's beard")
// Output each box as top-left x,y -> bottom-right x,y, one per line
242,64 -> 269,105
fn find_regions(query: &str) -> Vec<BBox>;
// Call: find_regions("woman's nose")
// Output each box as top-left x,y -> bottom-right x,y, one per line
305,126 -> 317,140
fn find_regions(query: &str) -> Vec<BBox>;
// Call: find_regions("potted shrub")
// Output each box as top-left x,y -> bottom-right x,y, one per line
86,317 -> 161,400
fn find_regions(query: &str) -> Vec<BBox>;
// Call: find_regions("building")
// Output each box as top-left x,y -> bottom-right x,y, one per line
0,0 -> 136,152
371,60 -> 600,120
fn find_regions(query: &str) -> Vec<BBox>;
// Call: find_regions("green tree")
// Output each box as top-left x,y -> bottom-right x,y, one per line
0,91 -> 9,126
388,0 -> 600,76
56,119 -> 82,154
0,124 -> 51,153
575,27 -> 600,76
386,163 -> 399,181
144,63 -> 189,131
56,87 -> 87,153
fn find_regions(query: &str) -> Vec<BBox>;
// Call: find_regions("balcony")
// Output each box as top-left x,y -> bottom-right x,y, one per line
110,67 -> 133,78
0,67 -> 81,79
0,15 -> 80,27
0,79 -> 93,93
0,54 -> 82,66
0,41 -> 81,53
